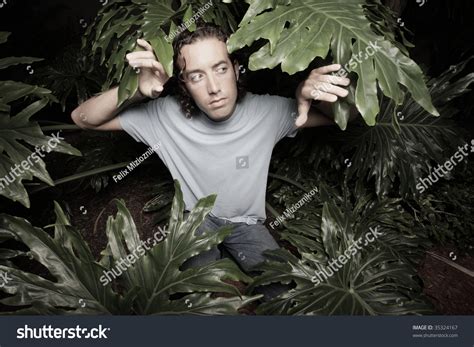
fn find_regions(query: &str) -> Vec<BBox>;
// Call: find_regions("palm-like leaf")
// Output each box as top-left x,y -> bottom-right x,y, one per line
252,183 -> 432,315
227,0 -> 438,129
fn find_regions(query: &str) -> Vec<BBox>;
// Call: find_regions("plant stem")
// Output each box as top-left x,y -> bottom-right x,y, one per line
426,251 -> 474,277
28,162 -> 131,194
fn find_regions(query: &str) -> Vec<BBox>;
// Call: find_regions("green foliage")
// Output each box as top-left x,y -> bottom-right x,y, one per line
345,57 -> 474,197
408,163 -> 474,251
255,182 -> 432,315
82,0 -> 240,106
84,0 -> 438,127
0,180 -> 259,314
1,3 -> 470,317
29,44 -> 105,111
227,0 -> 438,129
0,32 -> 81,208
272,58 -> 474,199
0,202 -> 123,314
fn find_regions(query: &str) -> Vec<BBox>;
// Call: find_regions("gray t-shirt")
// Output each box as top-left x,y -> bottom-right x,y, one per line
118,92 -> 299,224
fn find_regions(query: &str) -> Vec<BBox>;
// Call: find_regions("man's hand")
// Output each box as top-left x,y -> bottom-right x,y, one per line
295,64 -> 351,127
126,39 -> 170,99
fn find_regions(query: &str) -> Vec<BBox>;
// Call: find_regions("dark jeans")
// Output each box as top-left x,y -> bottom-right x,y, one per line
181,212 -> 289,301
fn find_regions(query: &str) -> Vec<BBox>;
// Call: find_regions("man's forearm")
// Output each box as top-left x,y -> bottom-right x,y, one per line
301,101 -> 359,128
71,87 -> 146,128
302,105 -> 335,128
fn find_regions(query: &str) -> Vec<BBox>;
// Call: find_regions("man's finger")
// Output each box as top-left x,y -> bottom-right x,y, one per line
126,51 -> 156,61
310,90 -> 339,102
129,59 -> 163,70
311,82 -> 348,98
128,57 -> 165,72
311,64 -> 342,75
316,74 -> 350,86
137,38 -> 154,52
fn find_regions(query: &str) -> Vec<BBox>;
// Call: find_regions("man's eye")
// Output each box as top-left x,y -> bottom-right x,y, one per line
216,67 -> 228,74
190,73 -> 204,82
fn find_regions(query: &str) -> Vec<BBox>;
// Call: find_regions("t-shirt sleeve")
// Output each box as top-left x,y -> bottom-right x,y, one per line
118,98 -> 163,147
269,95 -> 299,143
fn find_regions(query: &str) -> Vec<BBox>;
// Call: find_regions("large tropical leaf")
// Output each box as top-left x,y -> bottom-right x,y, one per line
0,100 -> 82,207
345,57 -> 474,197
253,182 -> 432,315
0,32 -> 81,208
268,58 -> 473,198
0,32 -> 42,71
0,180 -> 259,314
227,0 -> 438,129
0,202 -> 124,314
102,180 -> 259,314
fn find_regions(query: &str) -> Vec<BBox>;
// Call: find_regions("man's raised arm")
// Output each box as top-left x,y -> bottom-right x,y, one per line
71,39 -> 169,131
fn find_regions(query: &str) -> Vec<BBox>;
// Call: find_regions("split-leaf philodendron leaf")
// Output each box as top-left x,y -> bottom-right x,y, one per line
0,180 -> 260,314
227,0 -> 439,129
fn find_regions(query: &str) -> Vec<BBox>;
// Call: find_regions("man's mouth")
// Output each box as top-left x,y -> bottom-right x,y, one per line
209,98 -> 226,107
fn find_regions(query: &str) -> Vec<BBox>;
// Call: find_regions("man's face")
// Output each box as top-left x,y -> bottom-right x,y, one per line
178,38 -> 239,121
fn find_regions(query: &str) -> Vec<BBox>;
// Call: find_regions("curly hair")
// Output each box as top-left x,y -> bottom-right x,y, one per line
172,23 -> 246,118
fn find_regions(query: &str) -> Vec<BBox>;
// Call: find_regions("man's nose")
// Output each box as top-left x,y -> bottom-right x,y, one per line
207,74 -> 221,94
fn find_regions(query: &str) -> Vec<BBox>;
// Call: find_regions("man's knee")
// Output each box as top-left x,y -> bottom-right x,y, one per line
181,212 -> 222,270
181,247 -> 221,270
225,224 -> 282,273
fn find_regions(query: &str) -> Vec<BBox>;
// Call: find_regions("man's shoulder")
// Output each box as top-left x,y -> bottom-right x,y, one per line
243,92 -> 294,106
150,94 -> 180,110
241,92 -> 296,116
119,94 -> 184,127
140,94 -> 183,120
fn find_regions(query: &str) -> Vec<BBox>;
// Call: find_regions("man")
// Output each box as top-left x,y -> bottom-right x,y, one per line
71,24 -> 352,300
